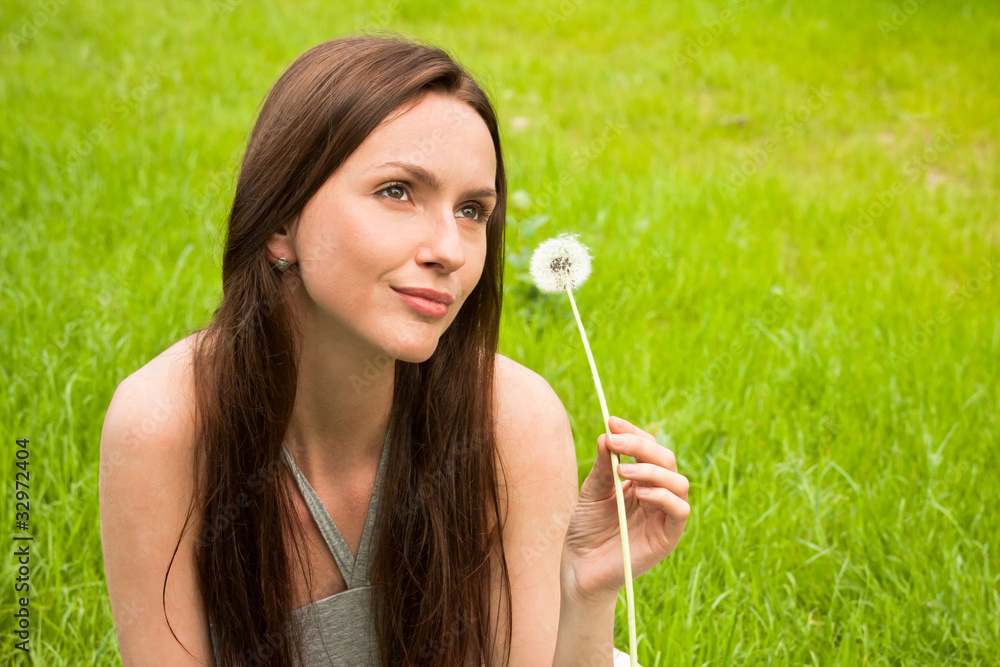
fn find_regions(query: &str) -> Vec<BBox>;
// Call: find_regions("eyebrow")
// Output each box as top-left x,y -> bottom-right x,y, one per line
372,161 -> 497,200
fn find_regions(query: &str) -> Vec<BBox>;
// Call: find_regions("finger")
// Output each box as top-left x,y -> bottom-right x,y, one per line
616,463 -> 689,501
608,416 -> 657,443
633,486 -> 691,525
580,425 -> 621,498
604,433 -> 677,473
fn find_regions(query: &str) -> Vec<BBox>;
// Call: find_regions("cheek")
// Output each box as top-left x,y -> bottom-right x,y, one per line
298,201 -> 384,272
469,241 -> 489,283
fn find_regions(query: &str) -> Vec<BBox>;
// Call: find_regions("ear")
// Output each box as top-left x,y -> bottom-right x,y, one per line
266,214 -> 299,264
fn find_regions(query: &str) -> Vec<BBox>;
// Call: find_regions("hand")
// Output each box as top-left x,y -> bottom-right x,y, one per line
561,415 -> 690,605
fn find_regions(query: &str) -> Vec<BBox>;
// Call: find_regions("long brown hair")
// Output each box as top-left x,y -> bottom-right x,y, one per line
170,32 -> 512,666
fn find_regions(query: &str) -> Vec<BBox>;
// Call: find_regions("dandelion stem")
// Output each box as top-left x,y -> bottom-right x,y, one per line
564,284 -> 638,667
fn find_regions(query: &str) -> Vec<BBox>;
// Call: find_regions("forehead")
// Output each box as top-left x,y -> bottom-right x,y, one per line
346,93 -> 497,181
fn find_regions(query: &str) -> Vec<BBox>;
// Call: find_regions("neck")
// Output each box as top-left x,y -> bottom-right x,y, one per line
284,307 -> 396,482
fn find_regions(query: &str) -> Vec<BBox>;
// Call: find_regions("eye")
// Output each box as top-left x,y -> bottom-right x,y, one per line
459,204 -> 484,220
376,182 -> 410,202
457,203 -> 490,222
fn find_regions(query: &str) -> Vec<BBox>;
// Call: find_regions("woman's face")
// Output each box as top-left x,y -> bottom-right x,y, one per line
274,91 -> 498,364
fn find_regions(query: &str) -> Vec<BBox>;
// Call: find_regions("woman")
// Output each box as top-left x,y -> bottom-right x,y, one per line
99,33 -> 689,666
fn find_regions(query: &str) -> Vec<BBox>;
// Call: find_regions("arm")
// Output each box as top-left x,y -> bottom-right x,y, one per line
489,354 -> 616,667
552,588 -> 617,667
99,356 -> 214,666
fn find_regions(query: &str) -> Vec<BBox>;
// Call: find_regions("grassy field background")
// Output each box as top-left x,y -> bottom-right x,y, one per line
2,0 -> 998,664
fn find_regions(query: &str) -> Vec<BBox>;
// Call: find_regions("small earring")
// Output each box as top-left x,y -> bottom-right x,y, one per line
273,257 -> 291,272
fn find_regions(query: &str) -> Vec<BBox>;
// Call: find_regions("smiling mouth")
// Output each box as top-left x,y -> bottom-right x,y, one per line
392,288 -> 449,317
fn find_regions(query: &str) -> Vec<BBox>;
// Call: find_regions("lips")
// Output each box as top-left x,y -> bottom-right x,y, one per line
392,287 -> 454,317
391,287 -> 455,305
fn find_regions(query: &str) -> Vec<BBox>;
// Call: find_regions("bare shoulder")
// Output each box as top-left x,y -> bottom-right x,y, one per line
103,332 -> 202,443
494,352 -> 561,430
99,331 -> 213,664
100,331 -> 204,502
491,351 -> 577,495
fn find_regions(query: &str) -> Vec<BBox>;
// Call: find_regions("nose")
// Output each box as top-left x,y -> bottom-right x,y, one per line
416,206 -> 466,272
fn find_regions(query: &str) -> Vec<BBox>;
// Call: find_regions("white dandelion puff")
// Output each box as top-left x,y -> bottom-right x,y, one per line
529,233 -> 593,293
511,189 -> 532,210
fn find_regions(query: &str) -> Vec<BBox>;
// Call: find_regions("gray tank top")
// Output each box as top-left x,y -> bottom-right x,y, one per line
209,429 -> 391,666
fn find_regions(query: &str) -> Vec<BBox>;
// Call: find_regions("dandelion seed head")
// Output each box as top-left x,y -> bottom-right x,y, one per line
529,233 -> 593,292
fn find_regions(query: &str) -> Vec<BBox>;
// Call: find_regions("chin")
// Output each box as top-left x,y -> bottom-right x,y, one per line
398,352 -> 434,364
384,335 -> 442,365
397,345 -> 440,364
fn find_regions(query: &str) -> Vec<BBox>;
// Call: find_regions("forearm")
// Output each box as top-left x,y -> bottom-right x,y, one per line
551,586 -> 617,667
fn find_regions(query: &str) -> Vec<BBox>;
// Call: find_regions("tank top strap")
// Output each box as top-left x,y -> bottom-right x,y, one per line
281,426 -> 392,589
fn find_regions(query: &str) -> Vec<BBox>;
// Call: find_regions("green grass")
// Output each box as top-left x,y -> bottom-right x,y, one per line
2,0 -> 998,664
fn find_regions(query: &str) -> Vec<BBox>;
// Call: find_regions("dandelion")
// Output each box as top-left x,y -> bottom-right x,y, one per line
529,233 -> 592,292
529,232 -> 638,667
511,189 -> 532,210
